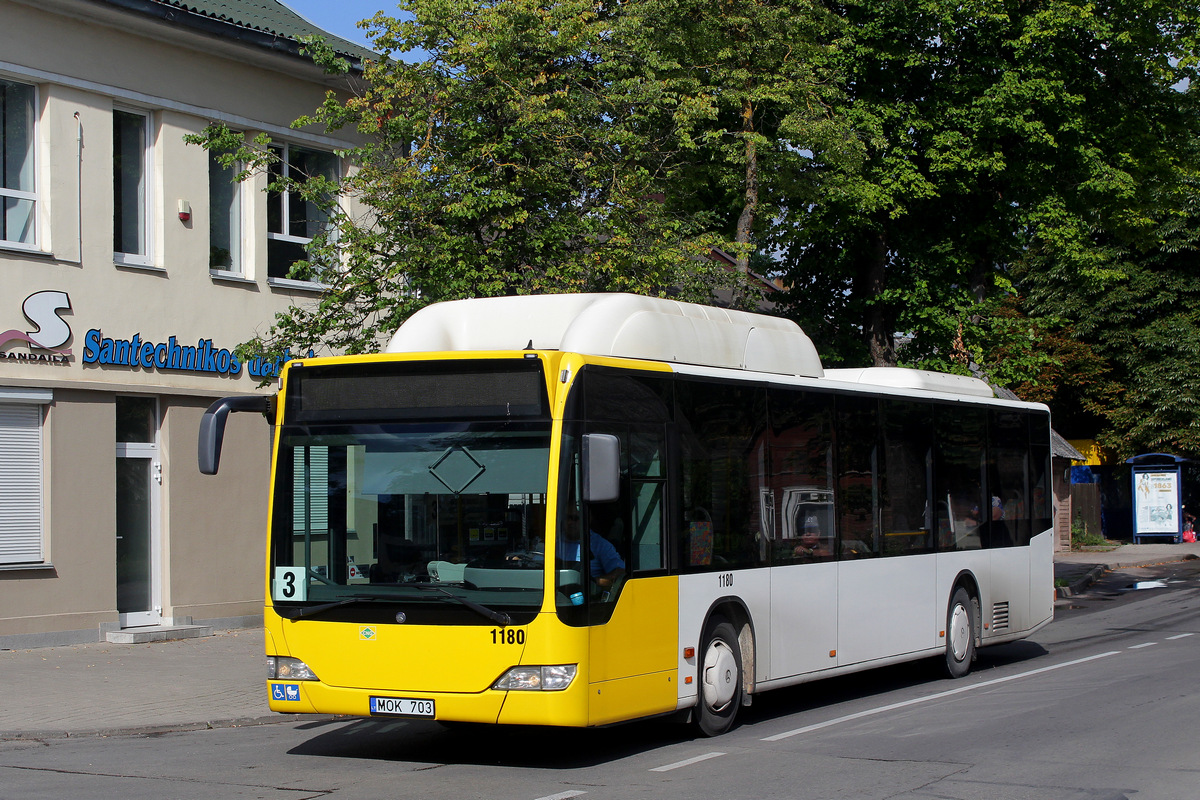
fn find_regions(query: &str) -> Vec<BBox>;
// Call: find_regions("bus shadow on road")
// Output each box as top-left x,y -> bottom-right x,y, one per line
738,641 -> 1051,729
286,715 -> 692,768
286,643 -> 1050,766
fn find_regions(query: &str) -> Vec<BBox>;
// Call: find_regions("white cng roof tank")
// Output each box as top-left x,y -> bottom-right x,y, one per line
384,293 -> 996,398
823,367 -> 995,398
385,293 -> 826,378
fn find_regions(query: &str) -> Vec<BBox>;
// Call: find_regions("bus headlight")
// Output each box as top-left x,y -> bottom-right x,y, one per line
493,664 -> 577,691
267,656 -> 319,681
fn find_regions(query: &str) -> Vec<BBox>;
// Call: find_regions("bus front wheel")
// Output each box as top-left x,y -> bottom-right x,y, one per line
943,587 -> 977,679
696,616 -> 742,736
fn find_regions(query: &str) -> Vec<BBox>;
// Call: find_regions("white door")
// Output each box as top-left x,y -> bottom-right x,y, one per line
116,397 -> 161,628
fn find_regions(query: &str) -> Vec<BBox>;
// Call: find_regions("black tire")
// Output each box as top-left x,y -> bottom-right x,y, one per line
696,616 -> 742,736
943,587 -> 976,679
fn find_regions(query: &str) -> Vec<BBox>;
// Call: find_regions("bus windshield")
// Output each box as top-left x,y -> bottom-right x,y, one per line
270,421 -> 551,620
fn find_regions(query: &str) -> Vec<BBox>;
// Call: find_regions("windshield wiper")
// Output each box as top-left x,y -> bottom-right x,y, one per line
396,583 -> 513,626
278,587 -> 514,626
279,595 -> 392,620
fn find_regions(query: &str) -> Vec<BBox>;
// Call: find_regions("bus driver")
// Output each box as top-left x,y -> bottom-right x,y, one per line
562,510 -> 626,590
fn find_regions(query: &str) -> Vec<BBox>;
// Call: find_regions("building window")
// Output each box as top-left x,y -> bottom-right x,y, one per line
113,108 -> 152,265
0,389 -> 50,565
209,152 -> 242,274
266,143 -> 337,283
0,78 -> 36,249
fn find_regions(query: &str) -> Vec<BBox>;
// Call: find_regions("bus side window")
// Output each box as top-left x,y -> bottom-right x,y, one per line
629,427 -> 666,572
879,401 -> 933,556
989,407 -> 1049,548
580,427 -> 669,585
836,396 -> 880,558
935,405 -> 987,551
766,388 -> 834,565
675,380 -> 768,570
580,369 -> 671,576
1029,417 -> 1053,536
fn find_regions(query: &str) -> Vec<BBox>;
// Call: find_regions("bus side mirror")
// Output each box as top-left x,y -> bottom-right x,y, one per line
582,433 -> 621,503
198,395 -> 271,475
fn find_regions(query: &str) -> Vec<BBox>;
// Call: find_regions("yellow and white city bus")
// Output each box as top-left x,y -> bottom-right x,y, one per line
199,293 -> 1054,736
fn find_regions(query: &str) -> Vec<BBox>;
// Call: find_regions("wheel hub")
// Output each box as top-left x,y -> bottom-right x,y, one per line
949,602 -> 971,661
702,640 -> 737,711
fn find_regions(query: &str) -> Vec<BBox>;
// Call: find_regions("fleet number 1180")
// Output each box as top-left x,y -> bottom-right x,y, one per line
491,628 -> 526,645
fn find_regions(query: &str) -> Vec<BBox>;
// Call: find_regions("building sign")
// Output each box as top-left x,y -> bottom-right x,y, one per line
0,290 -> 73,365
5,291 -> 291,379
83,329 -> 243,375
81,329 -> 292,379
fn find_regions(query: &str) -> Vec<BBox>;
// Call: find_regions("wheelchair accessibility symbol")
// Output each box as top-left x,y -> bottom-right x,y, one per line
272,683 -> 301,702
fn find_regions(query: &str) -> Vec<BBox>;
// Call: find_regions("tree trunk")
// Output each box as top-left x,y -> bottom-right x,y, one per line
735,100 -> 758,275
861,231 -> 895,367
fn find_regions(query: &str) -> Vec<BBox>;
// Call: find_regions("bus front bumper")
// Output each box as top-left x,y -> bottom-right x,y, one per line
266,679 -> 592,727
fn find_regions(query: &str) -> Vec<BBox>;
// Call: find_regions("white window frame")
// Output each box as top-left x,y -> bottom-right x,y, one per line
208,150 -> 246,280
0,77 -> 39,252
0,387 -> 51,566
266,142 -> 337,290
112,107 -> 154,268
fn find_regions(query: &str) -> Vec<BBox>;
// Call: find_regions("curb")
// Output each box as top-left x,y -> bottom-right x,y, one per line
1054,553 -> 1200,599
1056,565 -> 1107,599
0,714 -> 317,742
1103,554 -> 1200,571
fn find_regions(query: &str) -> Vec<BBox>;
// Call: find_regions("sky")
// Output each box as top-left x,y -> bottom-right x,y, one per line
281,1 -> 398,49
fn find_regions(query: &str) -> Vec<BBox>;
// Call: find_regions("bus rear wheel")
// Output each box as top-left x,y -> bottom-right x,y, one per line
696,616 -> 742,736
943,587 -> 977,679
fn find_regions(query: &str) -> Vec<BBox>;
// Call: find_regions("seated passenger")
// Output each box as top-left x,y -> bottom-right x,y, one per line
793,516 -> 832,559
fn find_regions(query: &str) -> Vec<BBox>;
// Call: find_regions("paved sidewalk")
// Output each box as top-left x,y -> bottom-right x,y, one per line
3,542 -> 1199,741
1053,540 -> 1200,598
0,627 -> 274,740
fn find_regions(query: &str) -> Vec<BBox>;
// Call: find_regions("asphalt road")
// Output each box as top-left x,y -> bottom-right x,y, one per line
2,561 -> 1198,800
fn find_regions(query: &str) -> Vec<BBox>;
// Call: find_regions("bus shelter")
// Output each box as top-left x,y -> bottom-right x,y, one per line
1127,453 -> 1188,543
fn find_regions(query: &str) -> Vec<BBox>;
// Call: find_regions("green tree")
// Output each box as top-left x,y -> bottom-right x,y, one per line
193,0 -> 853,360
618,0 -> 854,279
774,0 -> 1200,386
195,0 -> 715,358
1026,171 -> 1200,458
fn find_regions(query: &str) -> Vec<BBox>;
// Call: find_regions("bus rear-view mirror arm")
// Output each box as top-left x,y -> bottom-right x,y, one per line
582,433 -> 621,503
198,395 -> 271,475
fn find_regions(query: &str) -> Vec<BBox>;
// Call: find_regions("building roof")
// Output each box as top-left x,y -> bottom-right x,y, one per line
96,0 -> 376,64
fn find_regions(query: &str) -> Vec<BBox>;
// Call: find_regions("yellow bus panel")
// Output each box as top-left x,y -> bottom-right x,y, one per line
588,671 -> 678,727
588,576 -> 679,724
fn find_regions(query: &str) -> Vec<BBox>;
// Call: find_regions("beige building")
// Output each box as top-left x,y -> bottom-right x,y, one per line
0,0 -> 368,647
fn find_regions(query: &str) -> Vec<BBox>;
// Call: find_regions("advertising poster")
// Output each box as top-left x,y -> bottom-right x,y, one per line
1134,471 -> 1179,534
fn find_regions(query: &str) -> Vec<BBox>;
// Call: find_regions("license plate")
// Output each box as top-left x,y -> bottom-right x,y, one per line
369,696 -> 435,717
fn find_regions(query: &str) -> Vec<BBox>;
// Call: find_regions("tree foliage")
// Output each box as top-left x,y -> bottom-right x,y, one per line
775,0 -> 1200,386
193,0 -> 1200,456
193,0 -> 845,359
619,0 -> 854,276
1023,171 -> 1200,458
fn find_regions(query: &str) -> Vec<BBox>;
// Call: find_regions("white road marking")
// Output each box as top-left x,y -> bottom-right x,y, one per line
533,791 -> 587,800
1128,642 -> 1157,649
1166,633 -> 1194,640
760,651 -> 1122,742
650,752 -> 727,772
